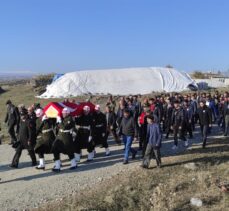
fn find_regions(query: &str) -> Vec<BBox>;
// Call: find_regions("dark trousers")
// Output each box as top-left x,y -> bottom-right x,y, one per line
8,124 -> 17,143
94,130 -> 108,148
224,115 -> 229,136
38,153 -> 44,158
106,128 -> 120,144
52,140 -> 75,160
142,144 -> 161,167
12,144 -> 37,167
139,126 -> 147,156
185,121 -> 193,138
200,125 -> 209,147
74,131 -> 94,154
165,125 -> 171,138
191,116 -> 195,131
173,125 -> 186,146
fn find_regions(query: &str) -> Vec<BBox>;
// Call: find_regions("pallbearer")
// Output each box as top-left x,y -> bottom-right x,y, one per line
34,109 -> 56,170
74,106 -> 95,162
92,105 -> 110,156
52,108 -> 77,172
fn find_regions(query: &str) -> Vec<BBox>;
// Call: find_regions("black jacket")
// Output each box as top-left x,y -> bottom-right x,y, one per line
92,112 -> 107,133
171,107 -> 185,127
197,106 -> 212,126
119,116 -> 137,137
18,119 -> 34,149
5,104 -> 20,127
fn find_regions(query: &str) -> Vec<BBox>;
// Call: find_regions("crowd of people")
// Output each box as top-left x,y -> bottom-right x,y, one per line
2,91 -> 229,173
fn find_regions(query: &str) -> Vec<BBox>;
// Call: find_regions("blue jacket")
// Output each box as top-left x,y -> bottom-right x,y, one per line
146,123 -> 162,148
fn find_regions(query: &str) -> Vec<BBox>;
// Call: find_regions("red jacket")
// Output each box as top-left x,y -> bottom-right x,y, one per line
139,112 -> 146,125
150,104 -> 156,112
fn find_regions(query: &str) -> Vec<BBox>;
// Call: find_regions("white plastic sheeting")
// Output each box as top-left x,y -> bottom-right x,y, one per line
39,67 -> 197,98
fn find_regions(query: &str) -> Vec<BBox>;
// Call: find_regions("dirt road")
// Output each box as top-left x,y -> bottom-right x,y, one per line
0,126 -> 222,210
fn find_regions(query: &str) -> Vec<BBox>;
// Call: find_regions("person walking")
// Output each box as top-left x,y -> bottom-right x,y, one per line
10,109 -> 37,168
223,95 -> 229,136
141,115 -> 162,169
197,100 -> 212,148
119,109 -> 137,164
4,100 -> 20,145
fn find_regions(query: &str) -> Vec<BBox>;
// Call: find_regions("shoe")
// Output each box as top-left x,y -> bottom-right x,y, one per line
87,152 -> 94,162
105,148 -> 111,156
32,162 -> 37,166
123,160 -> 129,165
52,160 -> 61,172
140,164 -> 148,169
74,153 -> 81,163
172,145 -> 178,150
132,151 -> 137,159
36,166 -> 45,170
224,134 -> 227,137
52,168 -> 61,173
9,164 -> 18,168
69,166 -> 77,170
157,164 -> 162,168
36,158 -> 45,170
70,158 -> 77,170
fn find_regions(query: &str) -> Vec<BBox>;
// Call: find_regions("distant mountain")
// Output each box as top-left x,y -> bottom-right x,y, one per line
0,72 -> 36,81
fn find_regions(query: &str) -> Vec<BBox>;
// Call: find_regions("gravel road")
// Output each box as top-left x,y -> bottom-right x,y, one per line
0,125 -> 222,210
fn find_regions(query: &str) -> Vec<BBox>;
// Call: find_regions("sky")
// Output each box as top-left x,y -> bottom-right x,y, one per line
0,0 -> 229,74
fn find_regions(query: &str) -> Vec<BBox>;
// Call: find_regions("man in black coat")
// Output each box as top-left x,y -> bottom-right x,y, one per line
92,105 -> 110,156
171,100 -> 187,149
164,100 -> 174,139
74,105 -> 95,162
10,109 -> 37,168
105,105 -> 121,144
4,100 -> 20,145
197,100 -> 212,148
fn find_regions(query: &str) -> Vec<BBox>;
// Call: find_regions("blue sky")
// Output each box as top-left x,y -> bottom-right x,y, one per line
0,0 -> 229,74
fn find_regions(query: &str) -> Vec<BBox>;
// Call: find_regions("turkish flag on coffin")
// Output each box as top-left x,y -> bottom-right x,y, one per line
43,102 -> 95,118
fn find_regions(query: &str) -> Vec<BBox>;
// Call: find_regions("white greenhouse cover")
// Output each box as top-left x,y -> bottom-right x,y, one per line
39,67 -> 196,98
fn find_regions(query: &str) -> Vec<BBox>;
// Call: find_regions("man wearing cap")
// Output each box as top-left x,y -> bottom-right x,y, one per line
4,100 -> 20,145
10,109 -> 37,168
92,105 -> 111,156
34,109 -> 56,170
197,100 -> 212,148
52,108 -> 77,172
74,105 -> 95,162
